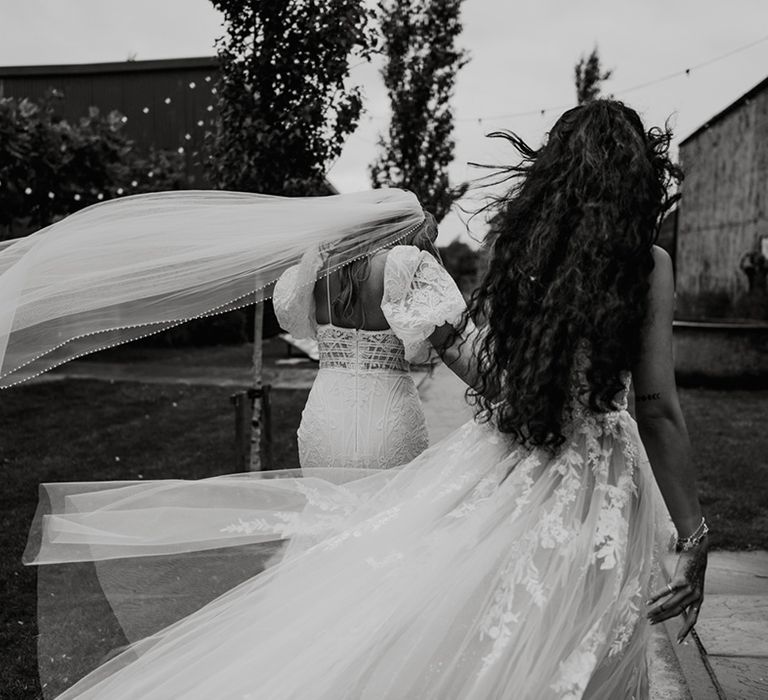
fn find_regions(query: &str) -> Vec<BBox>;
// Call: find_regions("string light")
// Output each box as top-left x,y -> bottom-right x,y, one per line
197,119 -> 204,127
189,81 -> 196,89
97,193 -> 104,200
368,32 -> 768,125
73,193 -> 81,201
164,97 -> 172,105
116,187 -> 124,195
177,147 -> 185,154
142,107 -> 150,114
130,180 -> 138,187
47,191 -> 55,199
24,187 -> 32,195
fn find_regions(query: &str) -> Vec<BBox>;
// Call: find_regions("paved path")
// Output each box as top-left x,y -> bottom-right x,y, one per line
416,362 -> 474,442
696,551 -> 768,699
42,359 -> 319,389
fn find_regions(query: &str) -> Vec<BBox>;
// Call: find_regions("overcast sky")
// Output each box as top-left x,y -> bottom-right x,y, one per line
1,0 -> 767,244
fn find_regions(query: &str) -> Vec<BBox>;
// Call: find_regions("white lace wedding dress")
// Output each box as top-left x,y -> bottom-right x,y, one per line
273,244 -> 465,469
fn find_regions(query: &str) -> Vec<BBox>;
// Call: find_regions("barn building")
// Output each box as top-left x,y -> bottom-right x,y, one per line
676,75 -> 768,321
0,56 -> 221,186
673,75 -> 768,382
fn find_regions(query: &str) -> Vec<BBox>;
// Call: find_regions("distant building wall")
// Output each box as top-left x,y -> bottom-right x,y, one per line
0,57 -> 220,186
676,77 -> 768,320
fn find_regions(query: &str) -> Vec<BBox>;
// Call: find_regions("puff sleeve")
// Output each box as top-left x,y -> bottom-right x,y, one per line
381,245 -> 467,363
272,247 -> 324,340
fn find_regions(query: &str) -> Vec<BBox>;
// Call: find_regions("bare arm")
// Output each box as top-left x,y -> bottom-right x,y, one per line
635,246 -> 707,641
429,321 -> 494,398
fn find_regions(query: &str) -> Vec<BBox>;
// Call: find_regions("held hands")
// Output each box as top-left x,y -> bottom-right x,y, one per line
646,533 -> 709,644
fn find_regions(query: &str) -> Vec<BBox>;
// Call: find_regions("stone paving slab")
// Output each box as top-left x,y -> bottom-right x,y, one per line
707,656 -> 768,700
705,550 -> 768,596
697,595 -> 768,657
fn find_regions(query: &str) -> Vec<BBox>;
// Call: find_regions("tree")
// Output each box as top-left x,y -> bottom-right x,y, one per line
0,91 -> 184,239
208,0 -> 375,469
208,0 -> 375,196
574,47 -> 612,105
370,0 -> 468,223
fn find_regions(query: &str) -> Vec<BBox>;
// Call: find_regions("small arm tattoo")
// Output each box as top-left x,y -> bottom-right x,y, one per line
636,392 -> 662,402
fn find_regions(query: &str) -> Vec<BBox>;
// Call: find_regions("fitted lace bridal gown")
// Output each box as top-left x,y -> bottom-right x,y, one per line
273,244 -> 466,469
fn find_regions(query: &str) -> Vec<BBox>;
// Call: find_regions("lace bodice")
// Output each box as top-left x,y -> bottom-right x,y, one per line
317,325 -> 409,373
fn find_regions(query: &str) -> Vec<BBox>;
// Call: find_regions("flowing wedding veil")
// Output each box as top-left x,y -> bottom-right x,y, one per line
0,187 -> 426,388
3,187 -> 434,697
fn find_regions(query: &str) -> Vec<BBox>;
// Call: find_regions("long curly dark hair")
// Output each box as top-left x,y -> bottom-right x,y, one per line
467,99 -> 681,450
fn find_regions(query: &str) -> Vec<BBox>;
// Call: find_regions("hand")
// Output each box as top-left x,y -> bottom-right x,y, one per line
646,534 -> 709,643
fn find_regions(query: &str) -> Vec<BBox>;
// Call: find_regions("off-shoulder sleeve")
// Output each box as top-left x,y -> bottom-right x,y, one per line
381,245 -> 467,363
272,247 -> 323,340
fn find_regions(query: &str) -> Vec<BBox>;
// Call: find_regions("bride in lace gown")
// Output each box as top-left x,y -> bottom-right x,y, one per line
272,217 -> 464,469
17,100 -> 708,699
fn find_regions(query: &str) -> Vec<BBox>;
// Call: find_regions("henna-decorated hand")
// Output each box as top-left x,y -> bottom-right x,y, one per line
646,534 -> 709,643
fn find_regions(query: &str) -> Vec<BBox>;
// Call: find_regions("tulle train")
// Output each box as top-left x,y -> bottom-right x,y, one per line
26,412 -> 672,700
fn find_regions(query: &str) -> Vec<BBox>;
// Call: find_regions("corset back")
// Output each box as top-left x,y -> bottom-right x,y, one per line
317,325 -> 409,373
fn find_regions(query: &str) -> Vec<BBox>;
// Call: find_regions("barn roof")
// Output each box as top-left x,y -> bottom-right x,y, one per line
0,56 -> 218,78
680,73 -> 768,147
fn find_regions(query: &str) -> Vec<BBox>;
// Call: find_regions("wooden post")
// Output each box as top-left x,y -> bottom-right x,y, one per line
249,303 -> 264,471
230,391 -> 251,471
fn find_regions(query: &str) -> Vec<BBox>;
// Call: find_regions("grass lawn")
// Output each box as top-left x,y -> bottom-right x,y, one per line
679,388 -> 768,551
0,379 -> 308,699
0,376 -> 765,696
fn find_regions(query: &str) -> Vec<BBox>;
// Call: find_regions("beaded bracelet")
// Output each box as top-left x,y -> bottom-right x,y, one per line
675,517 -> 709,552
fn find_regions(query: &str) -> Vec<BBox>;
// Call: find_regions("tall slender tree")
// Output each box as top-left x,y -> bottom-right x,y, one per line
574,47 -> 612,105
209,0 -> 375,469
370,0 -> 468,223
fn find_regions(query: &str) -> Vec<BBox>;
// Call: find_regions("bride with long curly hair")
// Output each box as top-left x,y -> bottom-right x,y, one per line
9,99 -> 706,699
